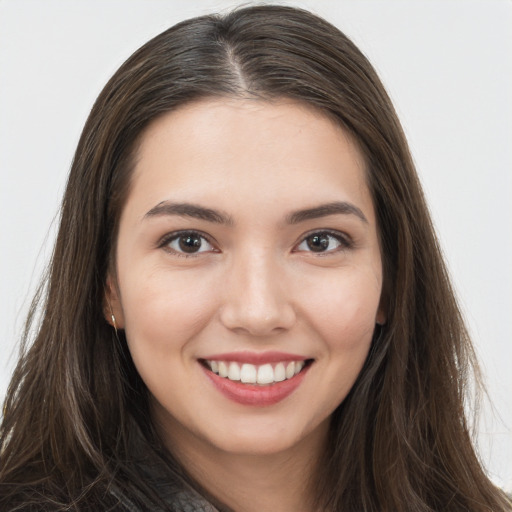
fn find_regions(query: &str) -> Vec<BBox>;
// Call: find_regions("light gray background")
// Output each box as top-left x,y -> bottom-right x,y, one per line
1,0 -> 511,491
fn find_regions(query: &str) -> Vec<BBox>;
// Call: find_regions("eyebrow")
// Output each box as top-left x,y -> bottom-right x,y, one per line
144,200 -> 368,225
286,201 -> 368,224
144,201 -> 233,225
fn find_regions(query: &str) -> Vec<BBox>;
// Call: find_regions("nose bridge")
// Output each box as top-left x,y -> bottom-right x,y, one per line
219,247 -> 295,335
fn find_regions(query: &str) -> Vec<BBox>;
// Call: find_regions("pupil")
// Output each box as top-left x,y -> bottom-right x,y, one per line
179,234 -> 202,253
307,234 -> 329,252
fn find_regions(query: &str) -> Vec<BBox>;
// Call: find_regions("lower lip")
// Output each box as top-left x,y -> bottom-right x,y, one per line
201,364 -> 310,406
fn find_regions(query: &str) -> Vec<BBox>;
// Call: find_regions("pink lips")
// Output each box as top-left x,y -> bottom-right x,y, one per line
200,351 -> 311,406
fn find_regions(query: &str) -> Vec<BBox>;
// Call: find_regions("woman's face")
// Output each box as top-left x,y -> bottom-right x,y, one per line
109,99 -> 385,458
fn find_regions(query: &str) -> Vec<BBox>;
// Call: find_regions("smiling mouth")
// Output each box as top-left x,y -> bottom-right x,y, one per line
200,359 -> 313,386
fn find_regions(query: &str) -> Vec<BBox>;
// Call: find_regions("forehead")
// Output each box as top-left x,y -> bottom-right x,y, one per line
125,98 -> 373,222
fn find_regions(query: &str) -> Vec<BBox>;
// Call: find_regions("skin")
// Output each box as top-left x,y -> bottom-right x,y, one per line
107,98 -> 385,511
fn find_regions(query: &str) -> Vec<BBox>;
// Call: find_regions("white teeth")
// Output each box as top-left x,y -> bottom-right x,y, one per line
257,364 -> 274,385
206,359 -> 308,385
274,362 -> 286,382
218,361 -> 228,378
240,363 -> 257,383
228,362 -> 240,381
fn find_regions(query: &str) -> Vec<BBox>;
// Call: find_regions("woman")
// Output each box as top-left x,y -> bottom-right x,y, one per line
0,5 -> 509,511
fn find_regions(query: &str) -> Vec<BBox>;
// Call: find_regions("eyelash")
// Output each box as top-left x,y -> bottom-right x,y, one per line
294,230 -> 353,255
158,230 -> 217,258
158,229 -> 352,258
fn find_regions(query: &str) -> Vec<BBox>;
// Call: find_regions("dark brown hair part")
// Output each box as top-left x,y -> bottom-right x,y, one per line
1,5 -> 510,511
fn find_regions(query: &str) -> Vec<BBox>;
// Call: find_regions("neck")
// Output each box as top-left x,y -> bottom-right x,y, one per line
156,415 -> 328,512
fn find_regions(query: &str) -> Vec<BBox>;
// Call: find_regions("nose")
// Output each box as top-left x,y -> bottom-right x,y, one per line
219,250 -> 296,337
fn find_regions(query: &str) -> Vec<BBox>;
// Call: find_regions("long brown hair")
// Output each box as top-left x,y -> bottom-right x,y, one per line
1,5 -> 509,511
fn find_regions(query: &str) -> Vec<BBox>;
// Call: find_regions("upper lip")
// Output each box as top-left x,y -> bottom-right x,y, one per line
200,351 -> 310,365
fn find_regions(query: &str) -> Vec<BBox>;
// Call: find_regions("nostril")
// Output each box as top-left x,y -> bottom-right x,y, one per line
218,302 -> 296,336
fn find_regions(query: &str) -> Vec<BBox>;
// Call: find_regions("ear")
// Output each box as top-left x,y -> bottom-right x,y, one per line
376,294 -> 387,326
104,275 -> 125,329
376,308 -> 386,326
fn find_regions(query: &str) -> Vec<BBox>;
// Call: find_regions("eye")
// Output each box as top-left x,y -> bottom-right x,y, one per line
161,231 -> 216,255
295,231 -> 349,253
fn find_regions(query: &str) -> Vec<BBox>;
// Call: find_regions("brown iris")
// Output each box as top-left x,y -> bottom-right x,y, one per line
178,234 -> 203,253
305,233 -> 331,252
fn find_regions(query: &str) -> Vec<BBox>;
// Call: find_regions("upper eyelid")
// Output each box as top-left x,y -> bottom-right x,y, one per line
296,228 -> 352,245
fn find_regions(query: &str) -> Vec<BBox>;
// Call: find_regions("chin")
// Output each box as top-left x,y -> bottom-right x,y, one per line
202,415 -> 328,458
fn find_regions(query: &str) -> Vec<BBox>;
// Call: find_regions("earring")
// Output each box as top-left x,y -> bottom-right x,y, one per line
107,301 -> 117,331
111,313 -> 117,330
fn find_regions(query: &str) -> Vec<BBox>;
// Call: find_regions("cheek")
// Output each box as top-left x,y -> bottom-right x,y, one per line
119,265 -> 220,353
286,269 -> 381,423
300,268 -> 381,346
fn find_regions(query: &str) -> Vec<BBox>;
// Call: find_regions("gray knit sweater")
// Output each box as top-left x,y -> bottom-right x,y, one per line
109,422 -> 221,512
